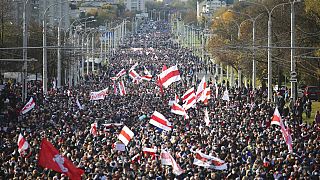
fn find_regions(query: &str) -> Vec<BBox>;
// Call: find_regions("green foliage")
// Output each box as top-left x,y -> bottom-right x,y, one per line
305,0 -> 320,16
145,1 -> 164,10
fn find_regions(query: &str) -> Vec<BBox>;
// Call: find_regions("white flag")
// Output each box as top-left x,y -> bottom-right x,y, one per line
222,88 -> 230,101
76,98 -> 83,110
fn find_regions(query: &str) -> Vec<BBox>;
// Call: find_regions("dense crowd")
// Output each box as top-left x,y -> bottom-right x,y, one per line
0,20 -> 319,180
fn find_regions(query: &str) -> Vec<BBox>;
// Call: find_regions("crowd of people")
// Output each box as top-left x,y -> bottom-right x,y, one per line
0,20 -> 319,180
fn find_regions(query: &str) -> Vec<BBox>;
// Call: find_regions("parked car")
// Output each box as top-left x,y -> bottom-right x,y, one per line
304,86 -> 320,101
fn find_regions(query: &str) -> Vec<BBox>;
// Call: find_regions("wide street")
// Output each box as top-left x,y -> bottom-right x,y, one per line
0,0 -> 320,179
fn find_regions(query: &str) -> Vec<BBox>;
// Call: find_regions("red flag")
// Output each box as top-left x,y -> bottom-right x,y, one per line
162,65 -> 168,72
38,139 -> 84,180
157,75 -> 164,95
90,122 -> 98,137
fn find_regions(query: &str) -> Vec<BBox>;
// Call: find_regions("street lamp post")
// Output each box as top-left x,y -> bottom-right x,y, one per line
228,10 -> 263,89
57,16 -> 93,88
91,31 -> 96,73
290,0 -> 301,103
240,0 -> 294,101
43,0 -> 68,94
22,0 -> 30,102
85,29 -> 97,75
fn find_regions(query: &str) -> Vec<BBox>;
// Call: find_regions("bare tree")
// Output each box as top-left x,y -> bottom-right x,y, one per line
0,0 -> 12,47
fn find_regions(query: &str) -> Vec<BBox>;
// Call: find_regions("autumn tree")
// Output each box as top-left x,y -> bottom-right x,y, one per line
207,0 -> 320,86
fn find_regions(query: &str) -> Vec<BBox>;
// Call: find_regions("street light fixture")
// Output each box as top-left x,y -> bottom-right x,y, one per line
57,16 -> 95,88
228,9 -> 264,89
239,0 -> 293,101
42,0 -> 69,94
12,0 -> 31,102
22,0 -> 30,102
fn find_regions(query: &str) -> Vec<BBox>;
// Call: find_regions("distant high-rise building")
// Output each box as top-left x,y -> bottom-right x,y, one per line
197,0 -> 232,21
125,0 -> 145,12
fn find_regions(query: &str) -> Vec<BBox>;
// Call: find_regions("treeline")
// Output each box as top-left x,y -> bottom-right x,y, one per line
207,0 -> 320,87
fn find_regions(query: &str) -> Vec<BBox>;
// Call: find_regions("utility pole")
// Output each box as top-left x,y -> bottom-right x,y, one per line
22,0 -> 29,102
57,23 -> 61,88
290,1 -> 297,103
91,32 -> 95,73
42,4 -> 48,94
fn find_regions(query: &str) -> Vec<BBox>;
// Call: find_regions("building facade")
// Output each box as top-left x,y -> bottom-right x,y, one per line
197,0 -> 229,20
125,0 -> 145,12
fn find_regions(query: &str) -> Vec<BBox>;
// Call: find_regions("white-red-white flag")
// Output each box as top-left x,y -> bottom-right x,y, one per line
131,153 -> 141,164
118,126 -> 134,146
143,147 -> 157,158
183,93 -> 196,110
110,69 -> 126,80
159,65 -> 181,88
116,69 -> 126,77
271,108 -> 293,153
175,94 -> 180,103
129,69 -> 139,80
171,102 -> 189,119
271,107 -> 283,126
193,151 -> 228,170
281,127 -> 293,153
113,81 -> 118,95
129,62 -> 138,72
17,133 -> 31,157
205,87 -> 211,99
196,76 -> 207,101
181,87 -> 195,102
118,80 -> 127,96
204,108 -> 210,126
202,87 -> 211,105
90,122 -> 98,137
162,64 -> 168,72
149,111 -> 172,131
110,77 -> 117,81
129,70 -> 142,83
21,97 -> 35,114
141,74 -> 152,81
160,150 -> 184,175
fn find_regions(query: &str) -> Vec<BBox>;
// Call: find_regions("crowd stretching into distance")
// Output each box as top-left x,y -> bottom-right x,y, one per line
0,20 -> 319,180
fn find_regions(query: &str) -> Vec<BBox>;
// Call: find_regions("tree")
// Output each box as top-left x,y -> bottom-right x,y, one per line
0,0 -> 12,47
305,0 -> 320,22
207,0 -> 320,86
